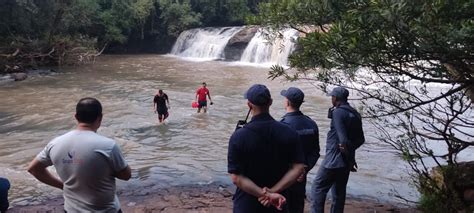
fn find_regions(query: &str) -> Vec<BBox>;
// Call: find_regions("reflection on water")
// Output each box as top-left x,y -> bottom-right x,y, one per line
1,55 -> 418,206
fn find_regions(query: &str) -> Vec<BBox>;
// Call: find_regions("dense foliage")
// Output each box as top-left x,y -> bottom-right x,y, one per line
0,0 -> 262,71
254,0 -> 473,211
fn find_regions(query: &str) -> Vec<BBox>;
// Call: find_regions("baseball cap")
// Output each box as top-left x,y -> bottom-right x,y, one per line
280,87 -> 304,103
244,84 -> 272,106
327,87 -> 349,100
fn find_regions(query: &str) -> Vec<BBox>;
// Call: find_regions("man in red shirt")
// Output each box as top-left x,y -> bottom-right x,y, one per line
195,82 -> 213,113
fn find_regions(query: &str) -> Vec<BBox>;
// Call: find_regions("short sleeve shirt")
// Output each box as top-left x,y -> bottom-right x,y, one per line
196,87 -> 209,101
227,113 -> 304,212
153,94 -> 168,109
281,111 -> 320,170
36,130 -> 128,212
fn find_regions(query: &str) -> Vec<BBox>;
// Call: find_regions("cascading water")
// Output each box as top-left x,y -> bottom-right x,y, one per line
239,29 -> 299,66
171,27 -> 243,60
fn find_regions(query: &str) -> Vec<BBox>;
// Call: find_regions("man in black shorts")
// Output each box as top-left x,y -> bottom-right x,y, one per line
195,82 -> 213,113
153,89 -> 170,123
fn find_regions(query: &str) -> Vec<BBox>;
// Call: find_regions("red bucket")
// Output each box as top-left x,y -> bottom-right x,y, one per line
192,101 -> 199,108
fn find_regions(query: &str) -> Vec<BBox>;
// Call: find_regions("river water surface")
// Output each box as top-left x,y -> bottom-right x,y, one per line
0,55 -> 418,206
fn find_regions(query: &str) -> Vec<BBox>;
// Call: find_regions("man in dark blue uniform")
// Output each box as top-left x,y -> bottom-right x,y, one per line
280,87 -> 320,213
311,87 -> 364,213
0,177 -> 10,213
228,84 -> 306,213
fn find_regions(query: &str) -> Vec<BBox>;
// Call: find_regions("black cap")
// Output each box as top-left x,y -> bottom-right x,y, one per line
327,87 -> 349,100
244,84 -> 272,106
280,87 -> 304,103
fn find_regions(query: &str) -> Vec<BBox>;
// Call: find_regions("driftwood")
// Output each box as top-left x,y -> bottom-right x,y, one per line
0,48 -> 20,58
0,39 -> 105,73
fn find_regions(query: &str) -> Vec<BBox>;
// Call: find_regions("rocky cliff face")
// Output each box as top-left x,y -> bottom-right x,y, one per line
223,26 -> 259,61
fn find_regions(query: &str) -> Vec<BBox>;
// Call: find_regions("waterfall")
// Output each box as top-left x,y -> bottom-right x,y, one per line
171,27 -> 243,60
239,29 -> 299,66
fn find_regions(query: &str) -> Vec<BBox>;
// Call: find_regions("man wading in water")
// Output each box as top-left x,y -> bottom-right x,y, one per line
153,89 -> 170,123
195,82 -> 213,113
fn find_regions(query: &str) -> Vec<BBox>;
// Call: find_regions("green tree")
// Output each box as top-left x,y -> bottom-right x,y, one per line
254,0 -> 473,211
159,0 -> 202,37
132,0 -> 155,39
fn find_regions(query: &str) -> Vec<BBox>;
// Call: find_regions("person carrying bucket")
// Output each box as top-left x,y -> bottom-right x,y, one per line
195,82 -> 213,113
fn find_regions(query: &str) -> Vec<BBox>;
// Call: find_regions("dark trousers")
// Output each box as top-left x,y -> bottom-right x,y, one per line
287,180 -> 306,213
310,167 -> 350,213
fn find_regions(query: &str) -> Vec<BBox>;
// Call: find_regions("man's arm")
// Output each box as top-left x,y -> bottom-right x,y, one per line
27,158 -> 63,190
332,110 -> 357,170
230,173 -> 286,209
166,95 -> 170,108
306,129 -> 320,171
115,165 -> 131,180
195,89 -> 199,102
332,109 -> 350,147
269,163 -> 305,193
230,173 -> 265,198
207,91 -> 212,102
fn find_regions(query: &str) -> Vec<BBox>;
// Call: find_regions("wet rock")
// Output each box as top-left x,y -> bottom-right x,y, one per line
10,72 -> 27,81
224,26 -> 259,61
9,183 -> 417,213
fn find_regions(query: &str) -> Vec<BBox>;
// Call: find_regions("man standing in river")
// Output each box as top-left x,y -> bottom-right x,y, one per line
280,87 -> 320,213
195,82 -> 213,113
311,87 -> 364,213
228,84 -> 305,212
28,97 -> 131,212
154,89 -> 170,123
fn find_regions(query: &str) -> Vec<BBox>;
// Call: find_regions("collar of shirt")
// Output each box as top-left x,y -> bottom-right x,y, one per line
250,112 -> 274,122
283,111 -> 303,118
337,102 -> 349,107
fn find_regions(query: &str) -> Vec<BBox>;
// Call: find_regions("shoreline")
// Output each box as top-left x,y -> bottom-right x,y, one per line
8,183 -> 418,213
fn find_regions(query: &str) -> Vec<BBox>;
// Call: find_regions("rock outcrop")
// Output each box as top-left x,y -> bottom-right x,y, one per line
10,72 -> 27,81
224,26 -> 259,61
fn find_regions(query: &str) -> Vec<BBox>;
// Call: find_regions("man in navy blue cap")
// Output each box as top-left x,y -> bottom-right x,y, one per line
0,177 -> 10,213
228,84 -> 306,213
311,86 -> 364,213
280,87 -> 320,213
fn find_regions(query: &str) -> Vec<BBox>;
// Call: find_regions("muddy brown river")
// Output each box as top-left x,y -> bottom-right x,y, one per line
0,55 -> 418,206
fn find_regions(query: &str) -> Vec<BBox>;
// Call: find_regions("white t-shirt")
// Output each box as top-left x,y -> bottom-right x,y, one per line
37,130 -> 128,213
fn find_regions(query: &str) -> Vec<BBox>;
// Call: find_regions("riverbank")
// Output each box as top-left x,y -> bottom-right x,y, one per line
8,183 -> 417,213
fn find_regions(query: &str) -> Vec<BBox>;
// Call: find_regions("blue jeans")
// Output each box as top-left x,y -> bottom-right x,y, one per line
0,177 -> 10,213
310,167 -> 350,213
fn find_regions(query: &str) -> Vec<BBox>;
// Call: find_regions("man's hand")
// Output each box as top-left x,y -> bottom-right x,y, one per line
258,187 -> 286,210
296,172 -> 306,182
351,162 -> 358,172
338,144 -> 348,155
296,166 -> 308,182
